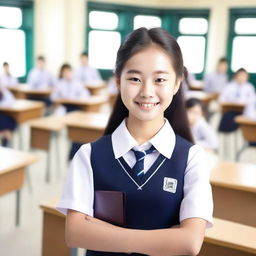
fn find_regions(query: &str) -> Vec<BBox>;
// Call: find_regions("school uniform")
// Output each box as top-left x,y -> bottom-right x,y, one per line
51,78 -> 90,112
74,66 -> 103,86
204,72 -> 228,93
0,88 -> 17,132
27,67 -> 56,90
191,118 -> 218,150
218,81 -> 256,132
57,118 -> 213,256
0,74 -> 18,87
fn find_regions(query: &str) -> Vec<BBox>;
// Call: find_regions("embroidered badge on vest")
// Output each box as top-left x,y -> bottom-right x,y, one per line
163,177 -> 177,193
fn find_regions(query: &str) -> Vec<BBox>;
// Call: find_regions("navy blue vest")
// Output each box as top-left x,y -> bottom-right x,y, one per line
86,134 -> 192,256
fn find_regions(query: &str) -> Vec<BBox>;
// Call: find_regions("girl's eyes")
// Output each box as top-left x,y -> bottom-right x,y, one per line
127,77 -> 167,84
128,77 -> 141,82
155,78 -> 166,83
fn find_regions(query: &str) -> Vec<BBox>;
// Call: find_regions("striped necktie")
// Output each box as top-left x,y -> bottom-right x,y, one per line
131,145 -> 156,177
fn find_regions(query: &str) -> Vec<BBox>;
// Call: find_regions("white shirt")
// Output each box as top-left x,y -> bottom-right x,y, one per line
51,78 -> 90,101
0,87 -> 16,107
219,81 -> 256,104
244,96 -> 256,119
57,119 -> 213,228
27,67 -> 56,89
204,72 -> 228,93
0,74 -> 18,87
191,118 -> 218,150
74,66 -> 103,85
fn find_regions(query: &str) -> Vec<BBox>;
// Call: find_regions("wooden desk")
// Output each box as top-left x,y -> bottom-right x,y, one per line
0,99 -> 44,123
189,81 -> 204,91
235,115 -> 256,141
29,116 -> 65,182
0,147 -> 38,225
63,111 -> 109,143
199,218 -> 256,256
54,95 -> 108,112
40,199 -> 77,256
220,102 -> 245,113
210,161 -> 256,227
86,83 -> 106,95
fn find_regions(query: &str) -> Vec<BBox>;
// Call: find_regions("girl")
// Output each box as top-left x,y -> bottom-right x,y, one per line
51,63 -> 90,113
0,62 -> 18,87
0,85 -> 17,146
218,68 -> 256,132
186,98 -> 218,152
57,27 -> 213,256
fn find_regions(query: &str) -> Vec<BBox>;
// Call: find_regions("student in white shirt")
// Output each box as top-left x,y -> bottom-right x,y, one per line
0,85 -> 16,147
27,56 -> 56,90
244,96 -> 256,120
51,63 -> 90,113
74,52 -> 103,86
0,62 -> 18,87
57,27 -> 213,256
186,98 -> 218,151
218,68 -> 256,132
204,57 -> 229,93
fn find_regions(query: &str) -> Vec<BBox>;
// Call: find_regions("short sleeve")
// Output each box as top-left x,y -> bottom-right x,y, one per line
179,145 -> 214,228
56,143 -> 94,216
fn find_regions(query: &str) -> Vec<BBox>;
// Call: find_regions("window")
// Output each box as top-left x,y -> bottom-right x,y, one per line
88,10 -> 121,70
87,2 -> 209,79
133,15 -> 161,30
235,18 -> 256,34
0,6 -> 27,78
177,18 -> 208,74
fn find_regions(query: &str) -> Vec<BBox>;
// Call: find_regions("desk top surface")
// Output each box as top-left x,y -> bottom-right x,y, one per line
205,218 -> 256,253
54,95 -> 108,106
0,99 -> 44,112
235,115 -> 256,125
0,147 -> 39,175
63,111 -> 109,129
210,161 -> 256,193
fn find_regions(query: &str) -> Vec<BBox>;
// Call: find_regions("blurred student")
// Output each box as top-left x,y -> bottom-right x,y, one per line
218,68 -> 256,132
244,95 -> 256,119
0,85 -> 16,147
0,62 -> 18,87
204,58 -> 229,93
27,56 -> 56,90
51,63 -> 90,113
186,98 -> 218,151
74,52 -> 103,86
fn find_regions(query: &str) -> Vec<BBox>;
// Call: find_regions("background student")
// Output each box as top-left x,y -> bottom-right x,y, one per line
57,27 -> 213,256
0,62 -> 18,88
0,85 -> 17,147
218,68 -> 256,132
74,52 -> 103,86
27,56 -> 56,90
203,57 -> 229,93
186,97 -> 218,152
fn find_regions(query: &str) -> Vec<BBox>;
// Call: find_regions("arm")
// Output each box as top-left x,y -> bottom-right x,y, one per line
66,210 -> 206,256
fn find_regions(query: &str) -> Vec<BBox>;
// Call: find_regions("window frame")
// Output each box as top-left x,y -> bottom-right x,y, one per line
228,8 -> 256,87
87,1 -> 209,80
0,0 -> 34,82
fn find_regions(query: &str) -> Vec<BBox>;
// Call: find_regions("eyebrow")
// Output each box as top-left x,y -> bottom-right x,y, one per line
126,69 -> 170,75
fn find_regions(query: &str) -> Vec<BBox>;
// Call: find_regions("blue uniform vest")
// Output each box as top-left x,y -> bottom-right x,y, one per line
86,134 -> 192,256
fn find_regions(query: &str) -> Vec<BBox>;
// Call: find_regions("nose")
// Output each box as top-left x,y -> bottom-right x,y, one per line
139,80 -> 154,98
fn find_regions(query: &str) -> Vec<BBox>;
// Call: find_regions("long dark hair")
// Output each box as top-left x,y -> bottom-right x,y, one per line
104,27 -> 193,143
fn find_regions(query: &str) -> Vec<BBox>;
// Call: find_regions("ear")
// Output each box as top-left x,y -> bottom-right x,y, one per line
173,79 -> 181,95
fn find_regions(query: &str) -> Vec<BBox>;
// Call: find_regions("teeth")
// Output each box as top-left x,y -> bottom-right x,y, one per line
139,103 -> 157,108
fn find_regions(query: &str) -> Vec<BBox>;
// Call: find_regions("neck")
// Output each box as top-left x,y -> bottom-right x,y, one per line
126,115 -> 165,145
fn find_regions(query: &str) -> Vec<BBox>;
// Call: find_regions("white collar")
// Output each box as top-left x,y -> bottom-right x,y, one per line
111,118 -> 176,159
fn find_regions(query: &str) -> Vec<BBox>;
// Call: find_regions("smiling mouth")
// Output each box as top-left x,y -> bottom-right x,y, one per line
135,102 -> 160,109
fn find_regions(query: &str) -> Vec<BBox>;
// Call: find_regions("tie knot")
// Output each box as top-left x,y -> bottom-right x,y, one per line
131,145 -> 156,161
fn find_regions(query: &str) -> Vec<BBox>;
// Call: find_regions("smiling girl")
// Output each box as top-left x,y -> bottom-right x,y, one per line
57,27 -> 213,256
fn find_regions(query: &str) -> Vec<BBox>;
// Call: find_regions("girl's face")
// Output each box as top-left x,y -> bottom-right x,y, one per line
117,45 -> 181,124
63,68 -> 72,80
235,71 -> 248,84
187,105 -> 203,126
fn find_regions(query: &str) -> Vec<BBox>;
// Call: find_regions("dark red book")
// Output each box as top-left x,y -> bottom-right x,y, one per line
94,190 -> 126,227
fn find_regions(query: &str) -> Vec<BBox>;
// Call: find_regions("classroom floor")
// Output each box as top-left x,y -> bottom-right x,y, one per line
0,109 -> 256,256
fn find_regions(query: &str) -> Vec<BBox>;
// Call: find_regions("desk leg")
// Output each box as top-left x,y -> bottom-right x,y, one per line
70,248 -> 78,256
46,131 -> 56,183
55,132 -> 61,178
15,190 -> 21,226
18,125 -> 24,150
